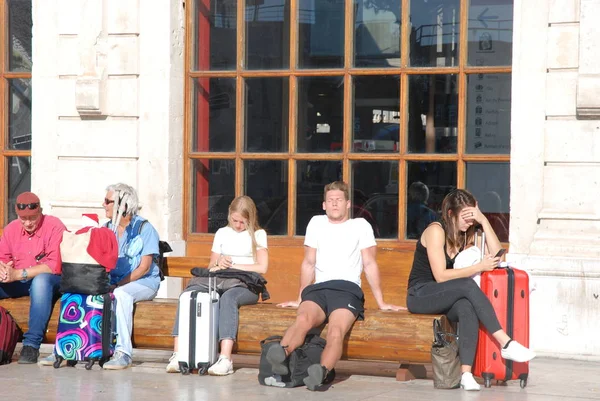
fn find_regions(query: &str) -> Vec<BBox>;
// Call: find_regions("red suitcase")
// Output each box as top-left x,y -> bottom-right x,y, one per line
474,266 -> 530,388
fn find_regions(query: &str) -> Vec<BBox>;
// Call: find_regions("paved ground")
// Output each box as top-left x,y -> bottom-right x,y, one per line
1,345 -> 599,401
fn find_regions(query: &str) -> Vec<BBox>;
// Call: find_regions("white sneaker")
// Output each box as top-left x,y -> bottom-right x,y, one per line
207,355 -> 234,376
39,353 -> 58,367
501,340 -> 536,363
166,352 -> 180,373
460,372 -> 481,391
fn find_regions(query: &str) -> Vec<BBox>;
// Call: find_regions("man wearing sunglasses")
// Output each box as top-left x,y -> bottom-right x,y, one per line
0,191 -> 67,364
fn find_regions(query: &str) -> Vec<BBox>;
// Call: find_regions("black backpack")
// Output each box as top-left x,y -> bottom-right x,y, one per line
258,334 -> 333,388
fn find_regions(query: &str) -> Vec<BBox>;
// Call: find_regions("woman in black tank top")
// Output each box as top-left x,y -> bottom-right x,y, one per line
405,189 -> 535,391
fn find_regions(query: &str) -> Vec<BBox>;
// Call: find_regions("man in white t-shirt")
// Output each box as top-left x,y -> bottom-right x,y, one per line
267,181 -> 404,391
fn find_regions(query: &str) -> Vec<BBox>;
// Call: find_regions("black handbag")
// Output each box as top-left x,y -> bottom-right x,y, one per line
431,318 -> 461,389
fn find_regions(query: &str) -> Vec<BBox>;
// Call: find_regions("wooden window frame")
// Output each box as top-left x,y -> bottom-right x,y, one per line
183,0 -> 511,253
0,0 -> 33,228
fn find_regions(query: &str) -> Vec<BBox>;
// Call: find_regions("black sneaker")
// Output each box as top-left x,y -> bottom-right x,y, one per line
265,343 -> 289,375
18,346 -> 39,364
304,364 -> 334,391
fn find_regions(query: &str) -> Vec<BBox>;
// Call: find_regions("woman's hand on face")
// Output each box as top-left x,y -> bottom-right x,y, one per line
460,205 -> 485,225
480,255 -> 500,272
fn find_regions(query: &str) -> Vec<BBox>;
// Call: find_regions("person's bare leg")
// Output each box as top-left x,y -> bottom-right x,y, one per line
304,308 -> 356,391
173,336 -> 179,352
281,301 -> 326,352
267,301 -> 326,375
219,339 -> 234,359
320,309 -> 355,369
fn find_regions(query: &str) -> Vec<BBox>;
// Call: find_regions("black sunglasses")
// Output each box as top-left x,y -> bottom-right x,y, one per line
104,198 -> 115,205
16,202 -> 40,210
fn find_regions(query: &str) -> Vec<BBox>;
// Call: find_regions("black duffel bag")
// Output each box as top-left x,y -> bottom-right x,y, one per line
258,334 -> 334,388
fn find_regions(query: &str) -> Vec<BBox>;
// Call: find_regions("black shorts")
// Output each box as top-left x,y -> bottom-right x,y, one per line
301,280 -> 365,321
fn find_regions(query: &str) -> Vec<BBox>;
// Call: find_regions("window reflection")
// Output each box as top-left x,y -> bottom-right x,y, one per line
352,75 -> 400,153
298,0 -> 344,68
352,161 -> 399,238
406,161 -> 456,239
245,0 -> 290,70
8,79 -> 32,151
193,0 -> 237,70
354,0 -> 401,68
467,0 -> 513,66
8,156 -> 31,222
296,160 -> 342,235
192,159 -> 236,233
244,78 -> 289,152
410,0 -> 460,67
192,78 -> 236,152
245,160 -> 288,235
466,73 -> 511,154
297,76 -> 344,153
466,162 -> 509,242
408,75 -> 457,154
8,0 -> 32,72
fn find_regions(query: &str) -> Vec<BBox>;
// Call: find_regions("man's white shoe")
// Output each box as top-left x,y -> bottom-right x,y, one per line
501,340 -> 536,363
460,372 -> 481,391
166,352 -> 180,373
207,355 -> 234,376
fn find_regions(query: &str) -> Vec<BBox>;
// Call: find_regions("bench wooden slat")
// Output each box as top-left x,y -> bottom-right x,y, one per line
0,298 -> 446,364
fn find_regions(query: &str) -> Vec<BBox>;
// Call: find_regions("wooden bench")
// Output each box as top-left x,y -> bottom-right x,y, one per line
0,244 -> 449,380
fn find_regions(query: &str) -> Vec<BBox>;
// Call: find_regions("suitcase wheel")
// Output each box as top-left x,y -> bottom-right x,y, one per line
66,360 -> 78,368
85,360 -> 95,370
198,365 -> 208,376
484,378 -> 492,388
53,356 -> 65,369
520,379 -> 527,388
179,362 -> 190,375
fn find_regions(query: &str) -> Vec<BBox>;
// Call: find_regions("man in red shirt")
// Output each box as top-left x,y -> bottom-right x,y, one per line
0,192 -> 67,364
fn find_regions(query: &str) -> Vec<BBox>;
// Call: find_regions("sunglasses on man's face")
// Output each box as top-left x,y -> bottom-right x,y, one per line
104,198 -> 115,205
16,203 -> 40,211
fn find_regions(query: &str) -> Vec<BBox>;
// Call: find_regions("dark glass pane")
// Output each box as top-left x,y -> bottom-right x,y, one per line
466,162 -> 510,242
192,78 -> 236,152
352,75 -> 400,153
245,160 -> 288,235
8,79 -> 32,150
7,156 -> 31,222
193,0 -> 237,70
296,160 -> 343,235
352,161 -> 399,239
245,1 -> 290,70
8,0 -> 32,72
406,161 -> 456,239
191,159 -> 235,233
468,0 -> 513,66
466,73 -> 511,154
354,0 -> 401,68
245,78 -> 289,152
408,74 -> 458,153
410,0 -> 460,67
298,0 -> 344,68
297,76 -> 344,153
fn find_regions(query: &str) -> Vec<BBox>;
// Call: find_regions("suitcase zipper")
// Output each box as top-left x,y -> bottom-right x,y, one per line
506,268 -> 515,380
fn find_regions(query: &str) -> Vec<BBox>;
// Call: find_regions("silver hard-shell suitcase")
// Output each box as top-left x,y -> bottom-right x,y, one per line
177,275 -> 220,375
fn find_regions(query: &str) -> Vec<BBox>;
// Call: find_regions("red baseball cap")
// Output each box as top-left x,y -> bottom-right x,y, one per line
15,192 -> 42,217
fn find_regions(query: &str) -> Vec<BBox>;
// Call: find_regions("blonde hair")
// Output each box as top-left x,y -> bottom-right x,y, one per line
440,189 -> 477,252
228,196 -> 262,261
323,181 -> 349,201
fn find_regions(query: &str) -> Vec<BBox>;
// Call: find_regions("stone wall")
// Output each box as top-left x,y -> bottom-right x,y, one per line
510,0 -> 600,359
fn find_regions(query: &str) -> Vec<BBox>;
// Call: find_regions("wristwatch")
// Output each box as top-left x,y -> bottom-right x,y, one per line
21,269 -> 28,282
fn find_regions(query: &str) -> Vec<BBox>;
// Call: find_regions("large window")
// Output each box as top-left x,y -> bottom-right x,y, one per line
1,0 -> 32,225
185,0 -> 512,243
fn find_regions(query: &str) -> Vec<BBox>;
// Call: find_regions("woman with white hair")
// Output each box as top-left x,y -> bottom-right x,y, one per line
101,183 -> 161,370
